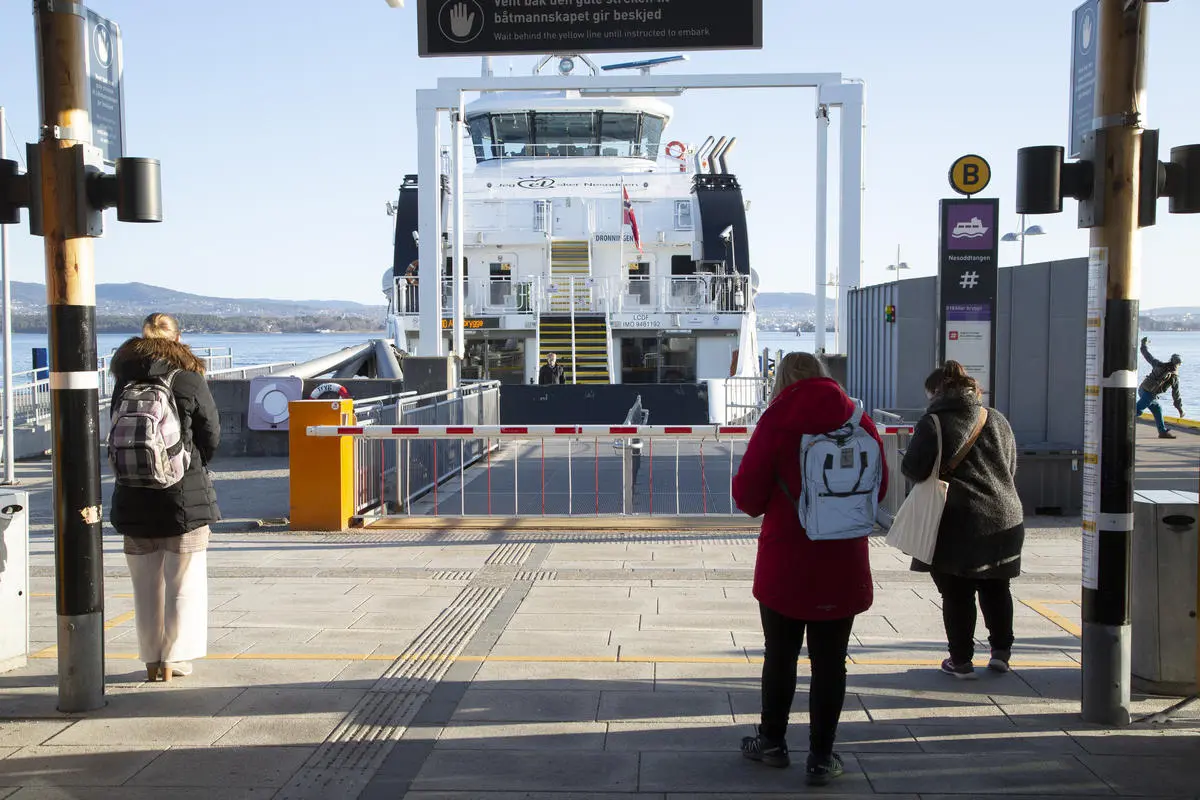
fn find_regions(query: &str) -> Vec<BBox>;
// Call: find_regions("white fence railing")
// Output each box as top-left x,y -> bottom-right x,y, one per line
2,347 -> 236,430
309,422 -> 915,522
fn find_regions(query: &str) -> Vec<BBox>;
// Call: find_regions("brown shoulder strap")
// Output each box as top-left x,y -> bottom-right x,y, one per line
945,408 -> 989,473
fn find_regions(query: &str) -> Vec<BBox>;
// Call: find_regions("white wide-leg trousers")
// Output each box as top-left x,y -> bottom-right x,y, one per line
125,547 -> 208,664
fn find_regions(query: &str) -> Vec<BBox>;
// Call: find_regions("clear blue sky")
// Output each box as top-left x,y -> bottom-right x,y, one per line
1,1 -> 1198,307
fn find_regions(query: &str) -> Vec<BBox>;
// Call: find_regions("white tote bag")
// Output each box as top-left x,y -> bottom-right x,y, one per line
885,415 -> 948,564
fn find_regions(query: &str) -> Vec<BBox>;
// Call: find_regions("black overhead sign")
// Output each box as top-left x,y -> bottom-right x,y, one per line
417,0 -> 763,58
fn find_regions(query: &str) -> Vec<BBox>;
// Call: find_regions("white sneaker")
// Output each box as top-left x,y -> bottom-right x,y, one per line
166,661 -> 193,677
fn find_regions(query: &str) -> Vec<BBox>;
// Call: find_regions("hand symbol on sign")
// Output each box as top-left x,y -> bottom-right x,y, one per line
449,2 -> 475,39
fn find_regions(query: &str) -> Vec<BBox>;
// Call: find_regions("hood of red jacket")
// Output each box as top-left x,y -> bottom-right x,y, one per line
764,377 -> 858,435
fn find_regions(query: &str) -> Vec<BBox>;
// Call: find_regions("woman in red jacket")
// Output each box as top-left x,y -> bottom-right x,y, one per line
733,352 -> 888,786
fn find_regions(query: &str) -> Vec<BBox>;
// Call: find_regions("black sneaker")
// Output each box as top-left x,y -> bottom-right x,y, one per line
988,649 -> 1011,673
806,752 -> 845,786
940,658 -> 977,679
741,726 -> 789,768
1160,430 -> 1178,439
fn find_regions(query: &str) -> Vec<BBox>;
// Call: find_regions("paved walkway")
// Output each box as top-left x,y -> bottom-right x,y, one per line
0,426 -> 1197,797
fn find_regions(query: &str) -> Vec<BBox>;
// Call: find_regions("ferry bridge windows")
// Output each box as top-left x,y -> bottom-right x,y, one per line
600,113 -> 639,157
639,115 -> 665,161
466,112 -> 668,162
468,116 -> 495,161
492,113 -> 532,158
533,112 -> 598,157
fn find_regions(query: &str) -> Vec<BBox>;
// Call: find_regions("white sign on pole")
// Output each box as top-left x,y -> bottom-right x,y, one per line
1081,246 -> 1108,590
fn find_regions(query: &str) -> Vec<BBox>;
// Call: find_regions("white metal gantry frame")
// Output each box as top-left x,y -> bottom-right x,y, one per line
414,71 -> 865,358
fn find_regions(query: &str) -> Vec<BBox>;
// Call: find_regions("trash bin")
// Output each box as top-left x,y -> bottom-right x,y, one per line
1014,442 -> 1083,516
1132,490 -> 1198,696
0,490 -> 29,673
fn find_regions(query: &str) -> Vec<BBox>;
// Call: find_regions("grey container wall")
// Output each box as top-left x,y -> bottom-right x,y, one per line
849,258 -> 1088,516
847,276 -> 938,415
1132,491 -> 1198,696
849,257 -> 1087,447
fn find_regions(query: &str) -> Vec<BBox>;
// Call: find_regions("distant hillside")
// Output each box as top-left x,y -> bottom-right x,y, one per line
755,292 -> 817,312
1145,307 -> 1200,318
10,281 -> 385,318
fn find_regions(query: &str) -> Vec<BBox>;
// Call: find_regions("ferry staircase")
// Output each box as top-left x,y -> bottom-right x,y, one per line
548,239 -> 590,314
538,315 -> 610,384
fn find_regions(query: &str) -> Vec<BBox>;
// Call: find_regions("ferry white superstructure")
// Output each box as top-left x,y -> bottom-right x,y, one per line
384,57 -> 865,396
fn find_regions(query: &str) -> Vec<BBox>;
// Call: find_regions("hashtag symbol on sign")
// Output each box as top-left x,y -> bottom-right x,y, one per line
960,271 -> 980,289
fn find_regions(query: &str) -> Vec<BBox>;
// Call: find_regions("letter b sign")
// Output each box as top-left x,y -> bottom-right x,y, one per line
949,154 -> 991,197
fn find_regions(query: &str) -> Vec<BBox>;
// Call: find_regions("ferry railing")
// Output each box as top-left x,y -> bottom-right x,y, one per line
207,362 -> 299,381
310,422 -> 916,523
349,381 -> 501,517
721,376 -> 772,425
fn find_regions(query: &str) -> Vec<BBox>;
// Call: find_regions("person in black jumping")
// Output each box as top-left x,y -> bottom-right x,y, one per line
1136,337 -> 1184,439
538,352 -> 565,385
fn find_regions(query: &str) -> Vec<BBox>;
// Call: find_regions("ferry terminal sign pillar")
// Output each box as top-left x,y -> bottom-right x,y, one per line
937,197 -> 999,405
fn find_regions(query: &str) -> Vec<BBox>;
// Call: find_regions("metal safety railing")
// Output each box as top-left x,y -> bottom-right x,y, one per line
310,421 -> 916,523
390,274 -> 752,319
347,381 -> 501,518
207,361 -> 298,380
2,347 -> 236,430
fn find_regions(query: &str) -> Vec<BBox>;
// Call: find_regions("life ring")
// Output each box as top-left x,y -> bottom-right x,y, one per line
665,140 -> 686,160
405,261 -> 418,286
310,382 -> 349,400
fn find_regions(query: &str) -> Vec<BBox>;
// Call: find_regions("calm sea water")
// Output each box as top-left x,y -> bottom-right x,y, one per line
758,329 -> 1200,420
3,328 -> 1198,419
0,331 -> 381,376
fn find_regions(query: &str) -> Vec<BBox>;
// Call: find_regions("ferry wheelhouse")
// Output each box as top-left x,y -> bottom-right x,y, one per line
385,56 -> 759,388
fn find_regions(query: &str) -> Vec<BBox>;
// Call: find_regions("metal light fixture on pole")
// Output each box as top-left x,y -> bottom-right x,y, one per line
885,244 -> 910,282
1000,214 -> 1046,265
0,107 -> 15,486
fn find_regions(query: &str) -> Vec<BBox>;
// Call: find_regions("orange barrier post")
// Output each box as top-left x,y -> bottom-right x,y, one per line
288,399 -> 354,531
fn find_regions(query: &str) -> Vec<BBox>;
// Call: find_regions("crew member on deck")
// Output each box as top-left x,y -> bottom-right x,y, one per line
1137,337 -> 1184,439
539,352 -> 565,385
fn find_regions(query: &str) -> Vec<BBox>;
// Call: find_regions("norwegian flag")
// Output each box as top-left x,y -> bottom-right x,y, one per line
622,185 -> 643,252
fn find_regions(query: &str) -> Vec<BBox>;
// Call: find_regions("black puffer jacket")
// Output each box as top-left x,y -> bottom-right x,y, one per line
901,387 -> 1024,580
109,337 -> 221,537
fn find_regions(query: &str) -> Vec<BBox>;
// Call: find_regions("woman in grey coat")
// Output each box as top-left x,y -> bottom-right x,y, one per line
901,361 -> 1025,679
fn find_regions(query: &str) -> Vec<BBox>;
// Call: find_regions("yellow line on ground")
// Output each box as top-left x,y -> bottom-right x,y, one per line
1140,412 -> 1200,430
28,652 -> 1080,669
1023,599 -> 1083,638
104,611 -> 136,631
29,609 -> 137,659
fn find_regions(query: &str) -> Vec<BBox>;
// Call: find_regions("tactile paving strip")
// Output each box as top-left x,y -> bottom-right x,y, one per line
275,584 -> 504,799
485,542 -> 535,566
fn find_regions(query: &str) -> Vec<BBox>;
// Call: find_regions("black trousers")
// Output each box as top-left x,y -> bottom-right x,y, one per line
931,571 -> 1014,664
758,604 -> 854,758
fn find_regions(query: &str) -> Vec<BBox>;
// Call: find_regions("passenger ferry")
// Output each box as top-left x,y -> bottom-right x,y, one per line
384,55 -> 761,389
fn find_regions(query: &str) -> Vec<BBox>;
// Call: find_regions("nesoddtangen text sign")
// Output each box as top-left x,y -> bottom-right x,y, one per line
417,0 -> 763,57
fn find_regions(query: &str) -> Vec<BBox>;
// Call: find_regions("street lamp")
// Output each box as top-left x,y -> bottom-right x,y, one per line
886,245 -> 910,282
1000,214 -> 1045,265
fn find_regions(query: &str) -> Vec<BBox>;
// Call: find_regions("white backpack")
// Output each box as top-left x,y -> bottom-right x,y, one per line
780,406 -> 882,541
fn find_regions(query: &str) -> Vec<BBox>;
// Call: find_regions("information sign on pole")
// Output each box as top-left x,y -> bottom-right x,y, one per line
416,0 -> 763,57
938,198 -> 1000,405
1070,0 -> 1100,160
1081,246 -> 1107,591
84,7 -> 125,165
